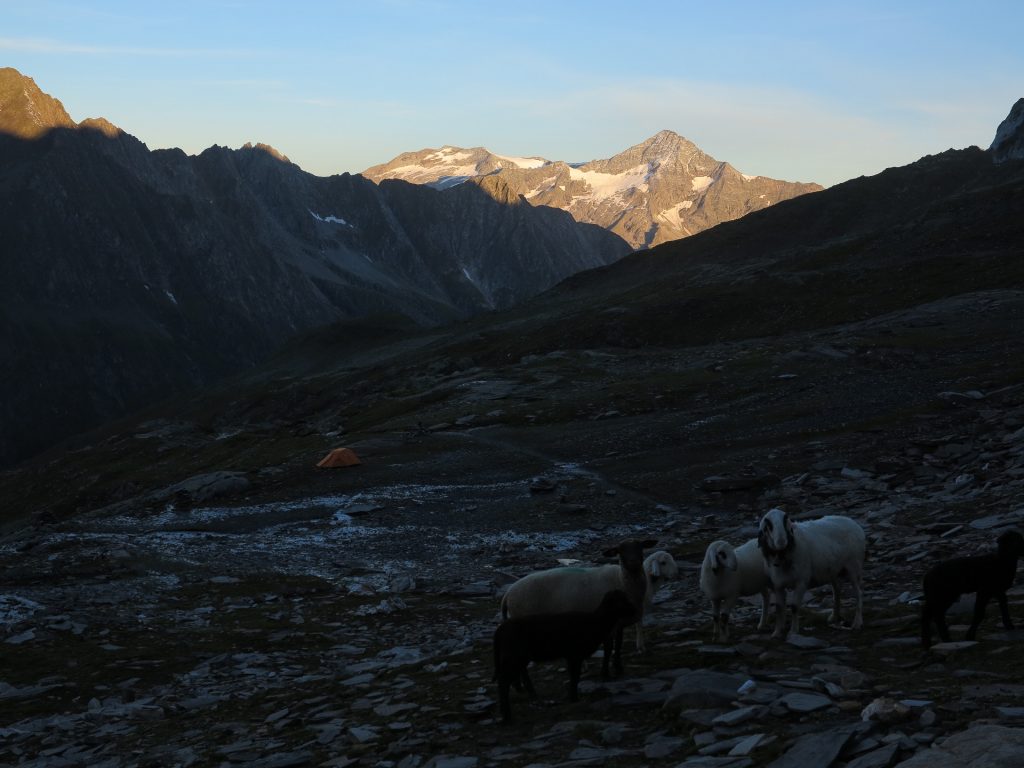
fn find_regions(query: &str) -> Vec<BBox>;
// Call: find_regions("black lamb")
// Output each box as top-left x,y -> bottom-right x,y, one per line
492,589 -> 635,722
921,530 -> 1024,648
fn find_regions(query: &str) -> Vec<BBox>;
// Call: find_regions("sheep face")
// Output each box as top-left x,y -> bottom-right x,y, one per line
646,551 -> 679,582
758,508 -> 795,568
603,539 -> 658,574
704,540 -> 738,575
997,530 -> 1024,558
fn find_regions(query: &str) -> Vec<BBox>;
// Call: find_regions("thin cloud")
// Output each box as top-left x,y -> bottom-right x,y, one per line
0,36 -> 260,58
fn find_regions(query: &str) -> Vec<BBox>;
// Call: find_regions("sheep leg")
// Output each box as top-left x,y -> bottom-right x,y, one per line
771,587 -> 788,639
921,603 -> 933,649
723,594 -> 738,642
498,671 -> 515,722
757,590 -> 770,631
710,598 -> 723,642
851,574 -> 864,629
635,622 -> 646,653
935,606 -> 952,643
966,592 -> 992,640
998,592 -> 1015,631
830,580 -> 843,625
567,657 -> 582,702
788,584 -> 808,637
521,667 -> 537,699
612,625 -> 624,675
601,635 -> 612,680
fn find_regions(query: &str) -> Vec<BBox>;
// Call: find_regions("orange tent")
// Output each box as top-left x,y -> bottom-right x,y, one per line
316,447 -> 362,468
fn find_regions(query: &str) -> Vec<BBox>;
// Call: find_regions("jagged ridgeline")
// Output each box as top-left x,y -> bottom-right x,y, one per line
0,67 -> 629,467
362,131 -> 824,249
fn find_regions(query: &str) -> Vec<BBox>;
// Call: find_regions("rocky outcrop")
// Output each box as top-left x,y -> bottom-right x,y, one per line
989,98 -> 1024,163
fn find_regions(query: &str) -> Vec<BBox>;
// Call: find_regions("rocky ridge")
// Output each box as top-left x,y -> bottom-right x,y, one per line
362,131 -> 823,249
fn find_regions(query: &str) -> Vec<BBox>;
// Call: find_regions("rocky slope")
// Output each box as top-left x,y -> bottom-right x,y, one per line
0,68 -> 628,467
1,94 -> 1022,768
363,130 -> 823,249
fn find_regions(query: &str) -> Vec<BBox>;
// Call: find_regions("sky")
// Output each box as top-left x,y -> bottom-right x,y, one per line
1,1 -> 1021,187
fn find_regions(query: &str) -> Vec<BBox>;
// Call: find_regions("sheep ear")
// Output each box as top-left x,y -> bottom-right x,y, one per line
650,560 -> 661,577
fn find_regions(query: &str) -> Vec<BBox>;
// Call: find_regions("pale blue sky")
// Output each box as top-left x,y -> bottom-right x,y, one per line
2,1 -> 1021,186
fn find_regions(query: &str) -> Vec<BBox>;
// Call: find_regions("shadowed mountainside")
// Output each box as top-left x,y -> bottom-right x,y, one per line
0,68 -> 629,467
3,103 -> 1022,526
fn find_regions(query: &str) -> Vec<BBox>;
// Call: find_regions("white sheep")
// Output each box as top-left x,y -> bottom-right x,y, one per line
699,538 -> 771,642
635,550 -> 680,652
500,538 -> 657,677
757,508 -> 866,639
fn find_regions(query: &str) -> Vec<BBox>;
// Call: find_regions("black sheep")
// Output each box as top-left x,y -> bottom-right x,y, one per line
921,530 -> 1024,648
492,589 -> 635,722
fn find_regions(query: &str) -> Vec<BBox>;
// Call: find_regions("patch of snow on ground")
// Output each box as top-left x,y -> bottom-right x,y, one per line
655,201 -> 694,226
309,210 -> 350,226
429,175 -> 472,190
691,175 -> 714,192
462,267 -> 475,285
569,164 -> 649,201
380,164 -> 431,180
495,153 -> 547,169
425,147 -> 471,162
524,176 -> 559,199
742,173 -> 758,181
164,290 -> 178,305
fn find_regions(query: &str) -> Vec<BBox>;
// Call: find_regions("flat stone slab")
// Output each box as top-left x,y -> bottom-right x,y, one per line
929,641 -> 979,656
663,669 -> 748,709
767,724 -> 862,768
712,705 -> 766,726
786,634 -> 830,650
846,743 -> 900,768
777,691 -> 833,713
894,724 -> 1024,767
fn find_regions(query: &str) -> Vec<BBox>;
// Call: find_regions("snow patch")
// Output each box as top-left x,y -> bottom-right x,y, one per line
428,175 -> 472,190
310,210 -> 350,226
425,147 -> 471,162
524,175 -> 559,199
742,173 -> 758,181
495,153 -> 546,170
691,176 -> 714,192
655,200 -> 694,226
164,290 -> 178,305
569,164 -> 649,200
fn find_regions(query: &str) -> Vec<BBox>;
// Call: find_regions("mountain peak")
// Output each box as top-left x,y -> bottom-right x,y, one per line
366,132 -> 821,249
242,141 -> 292,164
990,98 -> 1024,163
0,67 -> 78,139
637,129 -> 700,155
